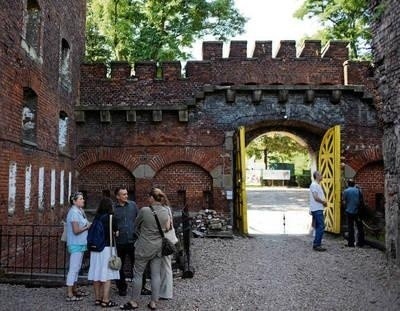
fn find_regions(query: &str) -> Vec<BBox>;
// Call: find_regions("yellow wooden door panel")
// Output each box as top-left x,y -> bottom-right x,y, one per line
318,125 -> 341,234
234,126 -> 248,234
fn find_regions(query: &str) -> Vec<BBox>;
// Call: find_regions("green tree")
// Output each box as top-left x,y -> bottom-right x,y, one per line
246,134 -> 308,169
294,0 -> 372,59
85,0 -> 247,62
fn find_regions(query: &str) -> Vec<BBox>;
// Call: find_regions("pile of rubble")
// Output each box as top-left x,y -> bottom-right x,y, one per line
192,209 -> 233,238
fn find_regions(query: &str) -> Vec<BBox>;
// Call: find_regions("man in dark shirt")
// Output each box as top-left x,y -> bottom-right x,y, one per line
343,179 -> 365,247
114,187 -> 138,296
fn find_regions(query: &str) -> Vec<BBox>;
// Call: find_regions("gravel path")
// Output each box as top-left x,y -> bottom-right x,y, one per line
1,234 -> 400,311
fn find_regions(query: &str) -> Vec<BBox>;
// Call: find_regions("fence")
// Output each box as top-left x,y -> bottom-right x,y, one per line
0,210 -> 194,285
0,224 -> 69,283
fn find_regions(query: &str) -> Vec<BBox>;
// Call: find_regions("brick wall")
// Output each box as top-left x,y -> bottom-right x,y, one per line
355,161 -> 384,211
153,162 -> 214,212
78,161 -> 136,210
0,0 -> 86,225
372,0 -> 400,264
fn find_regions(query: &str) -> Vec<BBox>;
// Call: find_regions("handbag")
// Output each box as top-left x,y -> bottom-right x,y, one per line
108,215 -> 122,270
61,221 -> 67,242
165,207 -> 179,244
150,206 -> 176,256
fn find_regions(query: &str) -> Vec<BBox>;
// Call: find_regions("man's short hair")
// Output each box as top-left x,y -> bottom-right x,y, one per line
313,171 -> 320,180
347,179 -> 355,187
114,186 -> 127,196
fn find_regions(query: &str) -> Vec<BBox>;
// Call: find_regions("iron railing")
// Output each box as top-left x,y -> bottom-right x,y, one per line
0,224 -> 68,279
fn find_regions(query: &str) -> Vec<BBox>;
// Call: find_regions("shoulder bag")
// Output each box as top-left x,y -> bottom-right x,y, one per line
108,215 -> 122,270
164,207 -> 179,244
150,206 -> 176,256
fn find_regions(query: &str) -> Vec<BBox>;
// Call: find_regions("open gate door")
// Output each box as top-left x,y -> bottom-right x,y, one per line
318,125 -> 341,234
234,126 -> 248,234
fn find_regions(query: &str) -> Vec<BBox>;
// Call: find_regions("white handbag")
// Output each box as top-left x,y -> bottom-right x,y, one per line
165,207 -> 178,244
108,215 -> 122,270
60,221 -> 67,242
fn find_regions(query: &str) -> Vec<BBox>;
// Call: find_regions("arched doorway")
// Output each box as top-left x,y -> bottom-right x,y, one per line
234,123 -> 341,235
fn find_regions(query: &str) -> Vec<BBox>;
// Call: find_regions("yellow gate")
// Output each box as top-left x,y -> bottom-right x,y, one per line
234,126 -> 248,234
318,125 -> 341,233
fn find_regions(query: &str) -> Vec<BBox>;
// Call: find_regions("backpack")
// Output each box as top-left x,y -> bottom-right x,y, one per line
87,214 -> 107,252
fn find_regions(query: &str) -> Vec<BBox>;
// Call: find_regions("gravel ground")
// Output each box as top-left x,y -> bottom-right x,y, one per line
1,234 -> 400,311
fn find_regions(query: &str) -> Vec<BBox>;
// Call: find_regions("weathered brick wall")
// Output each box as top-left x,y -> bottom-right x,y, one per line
78,40 -> 382,216
372,0 -> 400,264
355,161 -> 384,211
0,0 -> 86,225
78,161 -> 136,210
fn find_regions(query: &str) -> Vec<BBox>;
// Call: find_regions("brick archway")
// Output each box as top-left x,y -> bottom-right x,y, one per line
75,148 -> 140,172
347,147 -> 383,172
152,161 -> 221,212
148,148 -> 221,173
78,161 -> 136,210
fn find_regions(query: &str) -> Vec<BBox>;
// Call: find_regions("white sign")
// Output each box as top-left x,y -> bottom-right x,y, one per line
263,169 -> 291,180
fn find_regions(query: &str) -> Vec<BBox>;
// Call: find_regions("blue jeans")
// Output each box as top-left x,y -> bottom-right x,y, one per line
312,210 -> 325,247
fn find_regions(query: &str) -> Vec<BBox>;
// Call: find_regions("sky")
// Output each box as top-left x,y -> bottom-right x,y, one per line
190,0 -> 321,59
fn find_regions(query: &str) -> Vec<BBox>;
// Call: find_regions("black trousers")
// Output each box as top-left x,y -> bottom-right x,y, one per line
116,243 -> 135,291
347,212 -> 365,247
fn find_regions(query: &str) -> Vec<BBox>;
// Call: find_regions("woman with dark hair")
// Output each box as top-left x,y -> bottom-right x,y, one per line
120,188 -> 172,310
88,197 -> 120,307
65,192 -> 91,301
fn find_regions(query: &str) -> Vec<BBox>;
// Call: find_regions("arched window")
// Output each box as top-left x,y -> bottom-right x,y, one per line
58,111 -> 68,152
22,88 -> 37,144
24,0 -> 42,59
60,39 -> 72,90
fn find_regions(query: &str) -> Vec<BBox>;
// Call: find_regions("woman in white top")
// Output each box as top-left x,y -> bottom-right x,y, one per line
65,192 -> 91,301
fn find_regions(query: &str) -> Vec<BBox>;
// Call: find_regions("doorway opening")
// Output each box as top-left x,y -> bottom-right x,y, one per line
245,131 -> 314,235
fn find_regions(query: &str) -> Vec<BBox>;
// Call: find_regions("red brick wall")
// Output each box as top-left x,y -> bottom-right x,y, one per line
153,162 -> 213,212
355,161 -> 384,212
78,161 -> 136,210
0,0 -> 86,225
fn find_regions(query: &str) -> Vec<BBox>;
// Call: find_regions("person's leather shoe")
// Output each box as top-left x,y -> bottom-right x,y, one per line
313,246 -> 327,251
141,288 -> 152,295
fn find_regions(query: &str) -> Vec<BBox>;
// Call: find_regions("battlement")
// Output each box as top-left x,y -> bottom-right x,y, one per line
80,39 -> 366,108
82,40 -> 351,81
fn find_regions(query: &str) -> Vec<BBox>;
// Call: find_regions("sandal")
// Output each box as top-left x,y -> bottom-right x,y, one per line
120,302 -> 138,310
66,295 -> 83,302
74,289 -> 90,297
102,300 -> 118,308
147,302 -> 157,310
95,300 -> 102,306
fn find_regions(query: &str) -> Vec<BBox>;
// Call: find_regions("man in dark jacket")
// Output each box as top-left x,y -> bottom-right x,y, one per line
114,187 -> 138,296
343,179 -> 365,247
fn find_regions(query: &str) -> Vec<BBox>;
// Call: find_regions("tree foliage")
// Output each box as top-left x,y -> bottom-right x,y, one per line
294,0 -> 372,59
246,134 -> 308,169
85,0 -> 247,63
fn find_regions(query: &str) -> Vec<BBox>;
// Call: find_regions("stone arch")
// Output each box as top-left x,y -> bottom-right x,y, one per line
75,148 -> 140,172
152,161 -> 217,212
77,161 -> 136,211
